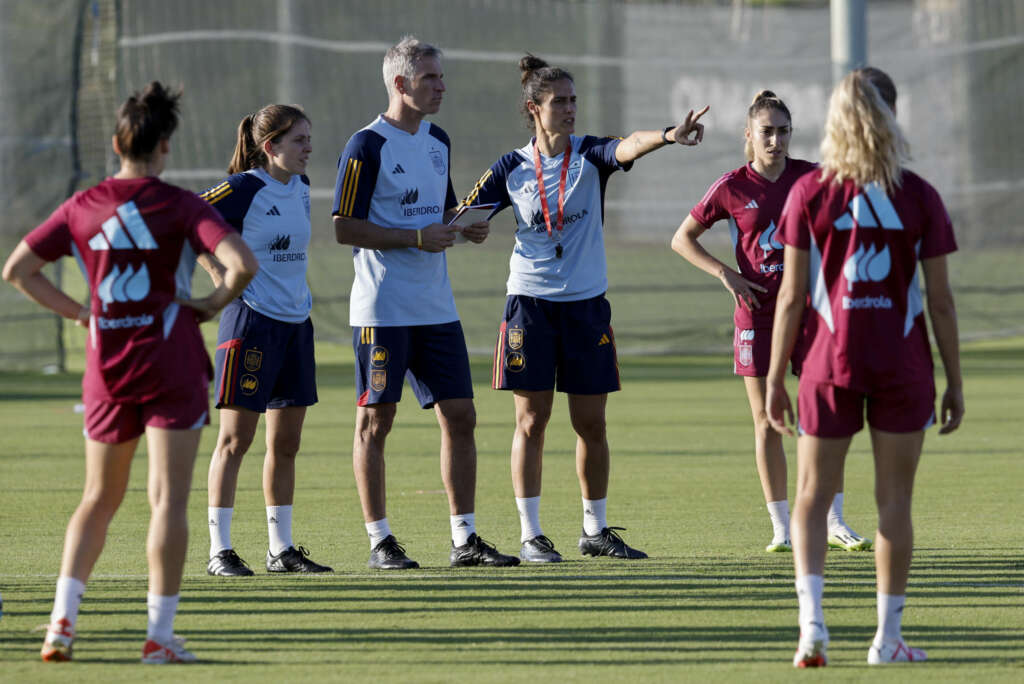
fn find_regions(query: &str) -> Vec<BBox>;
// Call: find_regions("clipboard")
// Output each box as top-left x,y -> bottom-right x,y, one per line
447,203 -> 498,243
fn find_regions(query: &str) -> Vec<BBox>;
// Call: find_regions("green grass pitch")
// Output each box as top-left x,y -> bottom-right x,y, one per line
0,339 -> 1022,682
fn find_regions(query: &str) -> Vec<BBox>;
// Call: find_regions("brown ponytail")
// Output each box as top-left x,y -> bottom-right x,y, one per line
227,104 -> 309,175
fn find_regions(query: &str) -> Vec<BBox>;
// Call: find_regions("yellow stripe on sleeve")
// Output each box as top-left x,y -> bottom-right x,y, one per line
339,159 -> 361,217
202,185 -> 233,204
200,181 -> 229,198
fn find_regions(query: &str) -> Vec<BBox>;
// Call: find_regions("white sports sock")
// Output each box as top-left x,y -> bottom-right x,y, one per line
795,574 -> 826,631
828,493 -> 845,529
50,576 -> 86,630
450,513 -> 476,547
766,500 -> 790,541
146,593 -> 179,643
366,518 -> 392,549
208,506 -> 233,556
516,496 -> 543,542
267,505 -> 293,556
873,593 -> 906,647
582,497 -> 607,536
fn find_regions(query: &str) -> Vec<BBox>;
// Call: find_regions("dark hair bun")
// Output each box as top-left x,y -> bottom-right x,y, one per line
519,53 -> 549,82
751,89 -> 777,105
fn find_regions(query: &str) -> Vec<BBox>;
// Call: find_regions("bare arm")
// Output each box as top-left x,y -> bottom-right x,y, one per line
765,245 -> 809,436
2,241 -> 89,325
615,105 -> 709,164
196,252 -> 226,289
177,232 -> 258,320
671,214 -> 768,311
334,215 -> 458,253
922,254 -> 964,434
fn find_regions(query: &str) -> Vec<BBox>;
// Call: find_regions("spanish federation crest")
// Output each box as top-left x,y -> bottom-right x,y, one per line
429,149 -> 445,175
567,158 -> 582,186
244,349 -> 262,372
508,326 -> 524,350
738,343 -> 753,367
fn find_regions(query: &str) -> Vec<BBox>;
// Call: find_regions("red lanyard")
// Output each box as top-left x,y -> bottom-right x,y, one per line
532,139 -> 572,242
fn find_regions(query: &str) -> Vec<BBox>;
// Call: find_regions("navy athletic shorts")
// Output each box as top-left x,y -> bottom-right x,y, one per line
492,294 -> 620,394
214,299 -> 317,411
353,321 -> 474,408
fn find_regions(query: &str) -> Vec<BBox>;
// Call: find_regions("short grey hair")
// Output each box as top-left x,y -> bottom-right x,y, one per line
382,35 -> 442,97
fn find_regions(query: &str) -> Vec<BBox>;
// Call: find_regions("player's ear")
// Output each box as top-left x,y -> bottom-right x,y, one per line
159,138 -> 170,155
111,134 -> 122,157
394,75 -> 407,95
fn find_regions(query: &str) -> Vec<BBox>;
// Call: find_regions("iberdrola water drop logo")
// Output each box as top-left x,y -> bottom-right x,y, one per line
758,221 -> 783,257
842,244 -> 891,292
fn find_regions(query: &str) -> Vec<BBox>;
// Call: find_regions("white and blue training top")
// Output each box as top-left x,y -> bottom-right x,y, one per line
200,167 -> 312,323
332,115 -> 459,327
463,135 -> 630,301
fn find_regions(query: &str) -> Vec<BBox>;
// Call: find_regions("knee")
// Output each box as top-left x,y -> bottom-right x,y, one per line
356,408 -> 395,445
442,403 -> 476,440
516,405 -> 551,439
149,482 -> 190,514
79,487 -> 123,519
572,413 -> 607,444
269,433 -> 302,460
216,430 -> 254,460
752,410 -> 777,444
875,486 -> 913,522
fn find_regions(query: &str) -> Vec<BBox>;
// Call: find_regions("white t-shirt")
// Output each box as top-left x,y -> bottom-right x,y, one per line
332,116 -> 459,327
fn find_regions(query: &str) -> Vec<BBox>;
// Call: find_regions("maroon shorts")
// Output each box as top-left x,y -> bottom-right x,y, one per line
84,387 -> 210,444
734,327 -> 771,377
797,379 -> 936,438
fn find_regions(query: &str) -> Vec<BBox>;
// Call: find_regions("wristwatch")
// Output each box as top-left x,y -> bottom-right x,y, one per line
661,125 -> 675,144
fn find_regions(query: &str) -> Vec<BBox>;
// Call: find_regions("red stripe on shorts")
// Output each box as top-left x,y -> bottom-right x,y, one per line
218,338 -> 243,405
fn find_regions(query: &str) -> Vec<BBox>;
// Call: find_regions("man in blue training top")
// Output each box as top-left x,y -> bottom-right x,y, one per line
332,35 -> 517,570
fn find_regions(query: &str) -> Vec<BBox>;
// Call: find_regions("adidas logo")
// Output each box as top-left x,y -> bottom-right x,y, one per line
598,334 -> 610,346
269,516 -> 278,523
833,182 -> 904,231
757,220 -> 783,257
209,519 -> 217,526
745,199 -> 759,209
266,205 -> 281,216
456,521 -> 470,528
392,163 -> 405,174
88,201 -> 157,251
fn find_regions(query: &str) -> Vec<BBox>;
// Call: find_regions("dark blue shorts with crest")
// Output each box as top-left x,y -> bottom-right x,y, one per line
213,299 -> 317,412
492,294 -> 620,394
352,320 -> 473,408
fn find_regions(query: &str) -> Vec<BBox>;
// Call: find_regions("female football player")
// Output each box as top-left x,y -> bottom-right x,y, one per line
462,54 -> 707,562
3,82 -> 257,663
767,68 -> 963,667
198,105 -> 331,576
671,91 -> 869,554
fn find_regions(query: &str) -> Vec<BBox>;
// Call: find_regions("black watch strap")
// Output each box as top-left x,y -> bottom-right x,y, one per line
661,125 -> 675,144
